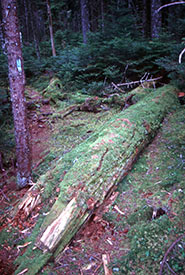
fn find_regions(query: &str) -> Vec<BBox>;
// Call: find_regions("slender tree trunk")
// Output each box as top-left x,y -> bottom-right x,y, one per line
80,0 -> 89,44
28,0 -> 41,60
142,0 -> 147,37
1,0 -> 31,189
128,0 -> 132,8
101,0 -> 105,32
46,0 -> 56,57
23,0 -> 29,42
0,19 -> 5,54
151,0 -> 161,38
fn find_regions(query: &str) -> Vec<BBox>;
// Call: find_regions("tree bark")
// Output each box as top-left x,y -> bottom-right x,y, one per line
28,0 -> 41,60
0,16 -> 6,54
46,0 -> 56,56
1,0 -> 31,188
80,0 -> 90,44
101,0 -> 105,32
14,85 -> 180,275
151,0 -> 162,38
23,0 -> 30,42
142,0 -> 147,37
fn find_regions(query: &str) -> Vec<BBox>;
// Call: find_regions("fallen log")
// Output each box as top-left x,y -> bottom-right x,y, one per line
14,85 -> 180,275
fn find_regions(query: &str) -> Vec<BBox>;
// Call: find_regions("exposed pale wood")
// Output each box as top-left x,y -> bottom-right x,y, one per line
111,82 -> 126,93
39,198 -> 77,252
102,254 -> 112,275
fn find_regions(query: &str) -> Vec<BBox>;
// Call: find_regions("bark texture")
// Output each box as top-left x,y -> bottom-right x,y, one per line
46,0 -> 56,56
151,0 -> 161,38
80,0 -> 89,44
1,0 -> 31,188
14,85 -> 180,275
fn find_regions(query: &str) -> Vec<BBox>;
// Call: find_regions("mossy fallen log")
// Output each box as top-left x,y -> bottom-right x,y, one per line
14,85 -> 180,275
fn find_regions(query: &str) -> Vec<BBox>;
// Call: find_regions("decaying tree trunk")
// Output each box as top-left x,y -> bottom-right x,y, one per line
15,85 -> 180,275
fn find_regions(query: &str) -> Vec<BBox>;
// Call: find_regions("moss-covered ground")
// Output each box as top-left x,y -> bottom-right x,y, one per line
0,79 -> 184,274
104,106 -> 185,274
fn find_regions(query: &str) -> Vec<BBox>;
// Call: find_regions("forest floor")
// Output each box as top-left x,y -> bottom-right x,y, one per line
0,85 -> 184,275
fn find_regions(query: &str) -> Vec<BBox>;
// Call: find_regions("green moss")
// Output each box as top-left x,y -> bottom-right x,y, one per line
108,105 -> 185,274
42,77 -> 64,104
127,204 -> 153,225
14,217 -> 52,275
119,216 -> 176,274
28,75 -> 50,92
14,85 -> 182,274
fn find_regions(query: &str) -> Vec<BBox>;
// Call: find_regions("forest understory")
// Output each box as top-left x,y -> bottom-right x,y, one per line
0,79 -> 184,275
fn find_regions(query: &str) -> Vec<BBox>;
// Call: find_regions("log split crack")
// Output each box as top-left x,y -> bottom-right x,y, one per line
96,148 -> 109,171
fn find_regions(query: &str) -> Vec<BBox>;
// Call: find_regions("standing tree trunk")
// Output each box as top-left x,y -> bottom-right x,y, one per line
151,0 -> 161,38
80,0 -> 89,44
101,0 -> 105,32
46,0 -> 56,57
1,0 -> 31,189
28,0 -> 41,60
23,0 -> 30,42
142,0 -> 147,37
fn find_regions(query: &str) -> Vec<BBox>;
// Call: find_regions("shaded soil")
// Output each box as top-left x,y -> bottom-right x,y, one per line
0,89 -> 52,275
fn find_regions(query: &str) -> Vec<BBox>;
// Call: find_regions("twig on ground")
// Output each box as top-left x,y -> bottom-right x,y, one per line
159,234 -> 185,275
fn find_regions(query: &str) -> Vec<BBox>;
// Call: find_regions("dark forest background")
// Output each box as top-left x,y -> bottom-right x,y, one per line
0,0 -> 185,93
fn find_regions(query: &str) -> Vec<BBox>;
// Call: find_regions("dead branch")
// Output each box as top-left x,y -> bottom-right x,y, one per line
62,106 -> 79,118
179,47 -> 185,64
157,1 -> 185,13
117,76 -> 162,88
111,82 -> 126,93
164,262 -> 177,275
159,233 -> 185,275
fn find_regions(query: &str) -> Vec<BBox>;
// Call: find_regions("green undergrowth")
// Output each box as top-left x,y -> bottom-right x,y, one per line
0,88 -> 15,183
104,107 -> 185,274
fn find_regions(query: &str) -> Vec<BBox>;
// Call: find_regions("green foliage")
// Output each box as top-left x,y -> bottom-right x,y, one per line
0,88 -> 15,166
0,51 -> 8,85
0,88 -> 11,119
155,42 -> 185,89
